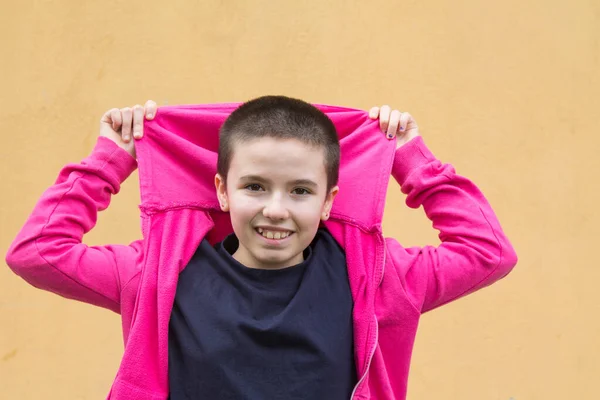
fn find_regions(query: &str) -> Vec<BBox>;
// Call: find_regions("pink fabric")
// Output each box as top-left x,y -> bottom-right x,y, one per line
6,103 -> 517,399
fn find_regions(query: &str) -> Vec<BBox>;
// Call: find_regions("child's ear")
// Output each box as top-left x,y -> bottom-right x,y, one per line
214,173 -> 230,212
321,185 -> 339,220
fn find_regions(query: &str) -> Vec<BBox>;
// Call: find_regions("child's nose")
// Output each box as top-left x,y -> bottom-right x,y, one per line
262,198 -> 289,220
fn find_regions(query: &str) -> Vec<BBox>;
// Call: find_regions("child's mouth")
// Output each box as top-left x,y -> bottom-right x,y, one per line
255,227 -> 294,241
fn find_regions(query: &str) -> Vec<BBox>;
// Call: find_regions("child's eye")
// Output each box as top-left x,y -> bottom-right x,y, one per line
292,188 -> 311,195
245,184 -> 264,192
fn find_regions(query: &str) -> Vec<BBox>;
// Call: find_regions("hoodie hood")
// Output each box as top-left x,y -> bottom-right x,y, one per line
137,103 -> 396,231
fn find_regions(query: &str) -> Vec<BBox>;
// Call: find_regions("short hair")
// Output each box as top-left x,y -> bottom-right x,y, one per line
217,95 -> 340,190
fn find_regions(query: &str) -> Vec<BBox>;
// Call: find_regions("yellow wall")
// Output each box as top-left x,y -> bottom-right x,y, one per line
1,0 -> 598,398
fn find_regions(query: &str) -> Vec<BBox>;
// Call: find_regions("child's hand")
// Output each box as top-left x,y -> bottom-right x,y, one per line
369,105 -> 420,149
99,100 -> 157,159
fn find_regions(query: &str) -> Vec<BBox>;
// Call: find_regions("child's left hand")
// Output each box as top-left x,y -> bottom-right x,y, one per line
369,105 -> 420,149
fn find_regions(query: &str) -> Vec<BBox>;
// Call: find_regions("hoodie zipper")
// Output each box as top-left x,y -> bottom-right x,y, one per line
350,315 -> 379,399
350,235 -> 386,399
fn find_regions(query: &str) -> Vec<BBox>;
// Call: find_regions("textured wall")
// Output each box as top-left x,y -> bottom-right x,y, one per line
1,0 -> 598,398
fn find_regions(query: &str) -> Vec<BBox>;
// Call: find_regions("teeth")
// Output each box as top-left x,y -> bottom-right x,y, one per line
257,228 -> 291,240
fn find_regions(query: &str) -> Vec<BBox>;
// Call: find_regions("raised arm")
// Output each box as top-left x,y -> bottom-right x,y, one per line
370,106 -> 517,313
5,101 -> 157,313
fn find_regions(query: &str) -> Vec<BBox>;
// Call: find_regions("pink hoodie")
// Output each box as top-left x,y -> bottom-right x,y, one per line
6,103 -> 517,399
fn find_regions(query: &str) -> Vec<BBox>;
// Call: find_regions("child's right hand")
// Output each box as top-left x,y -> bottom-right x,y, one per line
99,100 -> 157,159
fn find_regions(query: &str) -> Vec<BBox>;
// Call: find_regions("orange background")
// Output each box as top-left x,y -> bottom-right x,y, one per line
1,0 -> 598,398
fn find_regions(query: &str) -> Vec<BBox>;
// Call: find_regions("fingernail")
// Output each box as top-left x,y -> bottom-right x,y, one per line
387,134 -> 394,139
147,113 -> 153,119
400,126 -> 405,131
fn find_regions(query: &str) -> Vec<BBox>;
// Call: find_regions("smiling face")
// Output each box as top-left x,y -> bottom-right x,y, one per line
215,137 -> 338,270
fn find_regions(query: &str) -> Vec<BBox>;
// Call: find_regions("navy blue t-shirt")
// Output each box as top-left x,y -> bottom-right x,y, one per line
168,228 -> 356,399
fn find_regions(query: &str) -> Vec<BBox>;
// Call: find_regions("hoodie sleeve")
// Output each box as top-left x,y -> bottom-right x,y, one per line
5,137 -> 143,314
385,136 -> 518,313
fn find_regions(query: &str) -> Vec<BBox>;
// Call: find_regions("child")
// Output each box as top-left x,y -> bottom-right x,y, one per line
6,96 -> 517,399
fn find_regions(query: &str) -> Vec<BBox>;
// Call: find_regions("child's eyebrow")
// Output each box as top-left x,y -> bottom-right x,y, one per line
239,175 -> 318,187
290,179 -> 318,187
239,175 -> 269,183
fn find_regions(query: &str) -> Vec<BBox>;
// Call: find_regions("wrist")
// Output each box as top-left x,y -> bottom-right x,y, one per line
93,137 -> 138,181
396,133 -> 420,149
391,136 -> 435,185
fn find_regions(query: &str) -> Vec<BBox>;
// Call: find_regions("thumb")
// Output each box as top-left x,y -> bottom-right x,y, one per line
100,108 -> 121,132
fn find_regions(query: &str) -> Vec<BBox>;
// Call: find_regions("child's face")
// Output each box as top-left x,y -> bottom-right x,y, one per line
215,137 -> 338,270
